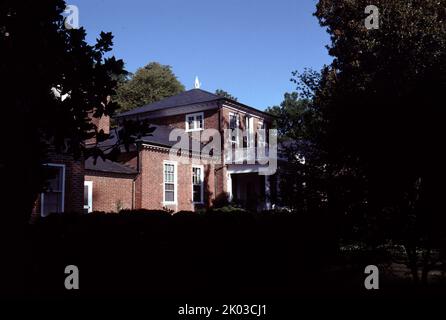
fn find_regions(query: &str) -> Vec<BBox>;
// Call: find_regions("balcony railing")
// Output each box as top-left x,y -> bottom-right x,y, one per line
224,144 -> 275,165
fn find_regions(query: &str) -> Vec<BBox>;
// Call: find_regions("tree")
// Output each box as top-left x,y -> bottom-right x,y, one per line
313,0 -> 446,283
1,0 -> 155,294
1,0 -> 156,220
267,92 -> 317,142
215,89 -> 238,101
266,71 -> 331,212
114,62 -> 185,111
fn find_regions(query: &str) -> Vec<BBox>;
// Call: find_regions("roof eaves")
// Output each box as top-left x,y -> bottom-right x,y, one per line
220,98 -> 276,118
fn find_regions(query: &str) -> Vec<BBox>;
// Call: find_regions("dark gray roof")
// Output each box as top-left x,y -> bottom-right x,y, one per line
98,125 -> 177,149
139,124 -> 178,147
85,157 -> 137,175
116,88 -> 274,119
85,123 -> 205,174
117,89 -> 222,117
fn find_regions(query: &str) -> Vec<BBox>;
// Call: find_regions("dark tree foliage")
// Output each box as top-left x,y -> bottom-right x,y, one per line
215,89 -> 238,101
0,0 -> 157,294
0,0 -> 152,222
270,1 -> 445,283
266,87 -> 327,212
312,0 -> 446,282
114,62 -> 185,111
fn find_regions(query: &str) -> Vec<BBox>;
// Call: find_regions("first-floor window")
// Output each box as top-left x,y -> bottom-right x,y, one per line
41,164 -> 65,217
164,161 -> 177,203
84,181 -> 93,213
192,166 -> 204,203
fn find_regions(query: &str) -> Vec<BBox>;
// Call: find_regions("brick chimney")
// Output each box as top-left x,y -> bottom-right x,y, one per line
92,114 -> 110,134
86,100 -> 111,145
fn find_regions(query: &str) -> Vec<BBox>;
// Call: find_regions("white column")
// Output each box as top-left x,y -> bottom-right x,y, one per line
227,172 -> 233,202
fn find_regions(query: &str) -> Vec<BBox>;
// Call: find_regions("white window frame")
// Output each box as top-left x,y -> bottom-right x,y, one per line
228,112 -> 240,145
192,165 -> 204,204
185,112 -> 204,132
257,120 -> 267,148
40,163 -> 65,217
163,160 -> 178,205
245,115 -> 254,147
84,180 -> 93,213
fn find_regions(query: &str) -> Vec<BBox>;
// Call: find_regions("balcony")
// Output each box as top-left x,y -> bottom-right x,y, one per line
224,144 -> 275,165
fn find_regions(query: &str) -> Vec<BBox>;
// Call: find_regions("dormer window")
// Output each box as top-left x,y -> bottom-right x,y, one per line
185,112 -> 204,132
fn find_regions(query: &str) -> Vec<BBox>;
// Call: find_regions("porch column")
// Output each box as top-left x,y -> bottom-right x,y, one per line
227,172 -> 233,202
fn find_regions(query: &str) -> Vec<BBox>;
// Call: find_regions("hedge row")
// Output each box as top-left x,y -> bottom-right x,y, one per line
24,208 -> 339,297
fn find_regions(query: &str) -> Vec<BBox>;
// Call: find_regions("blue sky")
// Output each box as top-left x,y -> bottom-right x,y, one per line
74,0 -> 332,110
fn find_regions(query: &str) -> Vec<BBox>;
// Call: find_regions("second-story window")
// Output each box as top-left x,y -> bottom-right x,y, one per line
229,113 -> 238,130
185,112 -> 204,132
229,113 -> 239,146
244,115 -> 254,147
257,120 -> 267,147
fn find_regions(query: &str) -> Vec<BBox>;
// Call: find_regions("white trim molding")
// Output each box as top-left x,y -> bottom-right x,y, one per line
222,103 -> 270,121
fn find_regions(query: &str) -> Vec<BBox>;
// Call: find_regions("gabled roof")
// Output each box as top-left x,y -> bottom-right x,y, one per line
117,89 -> 222,117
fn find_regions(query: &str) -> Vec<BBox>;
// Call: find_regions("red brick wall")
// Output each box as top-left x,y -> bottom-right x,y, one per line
220,106 -> 270,135
138,146 -> 215,212
92,115 -> 110,134
99,104 -> 272,213
84,171 -> 135,212
150,109 -> 220,131
135,106 -> 271,211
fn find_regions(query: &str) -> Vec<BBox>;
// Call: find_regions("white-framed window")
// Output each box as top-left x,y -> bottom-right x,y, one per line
192,165 -> 204,204
185,112 -> 204,132
163,160 -> 177,204
40,163 -> 65,217
229,112 -> 240,145
84,181 -> 93,213
257,120 -> 267,148
244,115 -> 254,147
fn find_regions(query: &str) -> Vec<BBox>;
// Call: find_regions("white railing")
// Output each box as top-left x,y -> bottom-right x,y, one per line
224,145 -> 274,164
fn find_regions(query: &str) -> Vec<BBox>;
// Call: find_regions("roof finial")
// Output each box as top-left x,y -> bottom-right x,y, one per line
194,76 -> 201,89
